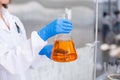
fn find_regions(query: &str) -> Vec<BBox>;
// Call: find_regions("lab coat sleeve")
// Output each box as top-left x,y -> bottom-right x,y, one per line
13,15 -> 50,67
0,16 -> 48,74
12,15 -> 49,57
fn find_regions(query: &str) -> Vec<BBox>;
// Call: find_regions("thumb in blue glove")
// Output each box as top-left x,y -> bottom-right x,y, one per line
38,18 -> 72,41
39,44 -> 53,59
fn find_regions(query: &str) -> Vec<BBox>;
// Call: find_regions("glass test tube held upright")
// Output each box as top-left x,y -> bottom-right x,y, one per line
51,8 -> 78,62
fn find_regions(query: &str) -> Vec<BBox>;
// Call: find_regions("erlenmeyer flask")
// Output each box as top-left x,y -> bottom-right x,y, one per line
51,8 -> 78,62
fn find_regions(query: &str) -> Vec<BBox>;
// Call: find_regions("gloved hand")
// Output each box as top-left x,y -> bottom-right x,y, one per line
38,18 -> 72,41
39,44 -> 53,59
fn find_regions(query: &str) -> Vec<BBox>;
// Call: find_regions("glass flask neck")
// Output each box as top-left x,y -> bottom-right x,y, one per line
55,33 -> 72,41
64,8 -> 72,20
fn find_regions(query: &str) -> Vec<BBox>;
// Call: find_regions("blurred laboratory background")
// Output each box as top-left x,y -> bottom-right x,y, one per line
8,0 -> 96,80
97,0 -> 120,80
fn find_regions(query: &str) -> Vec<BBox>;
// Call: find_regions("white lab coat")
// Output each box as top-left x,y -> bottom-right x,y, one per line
0,7 -> 50,80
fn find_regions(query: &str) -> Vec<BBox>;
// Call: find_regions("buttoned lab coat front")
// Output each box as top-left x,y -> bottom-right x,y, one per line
0,8 -> 49,80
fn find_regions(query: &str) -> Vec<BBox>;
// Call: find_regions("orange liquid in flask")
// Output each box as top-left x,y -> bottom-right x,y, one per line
51,40 -> 77,62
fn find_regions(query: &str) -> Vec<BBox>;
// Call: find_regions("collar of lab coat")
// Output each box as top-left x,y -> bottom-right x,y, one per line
0,7 -> 15,32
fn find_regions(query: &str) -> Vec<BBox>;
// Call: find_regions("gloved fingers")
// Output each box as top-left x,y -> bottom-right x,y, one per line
62,19 -> 72,25
62,23 -> 72,28
44,44 -> 53,59
39,44 -> 53,55
61,24 -> 72,31
56,24 -> 72,34
46,45 -> 53,59
61,27 -> 72,32
58,28 -> 72,33
61,30 -> 72,33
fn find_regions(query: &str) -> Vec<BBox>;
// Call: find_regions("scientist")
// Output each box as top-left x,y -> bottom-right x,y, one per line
102,12 -> 111,43
113,10 -> 120,34
0,0 -> 72,80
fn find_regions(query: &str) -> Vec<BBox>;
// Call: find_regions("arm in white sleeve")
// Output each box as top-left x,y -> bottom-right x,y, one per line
0,32 -> 47,74
13,15 -> 50,67
0,16 -> 48,74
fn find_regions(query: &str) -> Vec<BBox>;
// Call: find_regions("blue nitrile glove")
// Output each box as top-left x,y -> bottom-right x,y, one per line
38,18 -> 72,41
39,44 -> 53,59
